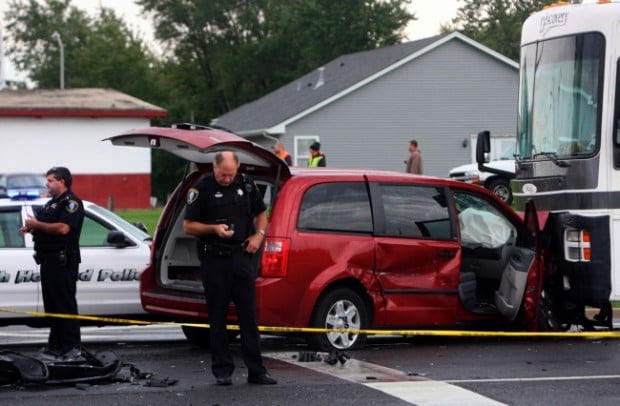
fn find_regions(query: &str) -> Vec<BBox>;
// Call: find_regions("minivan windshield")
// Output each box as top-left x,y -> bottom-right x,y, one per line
518,33 -> 603,160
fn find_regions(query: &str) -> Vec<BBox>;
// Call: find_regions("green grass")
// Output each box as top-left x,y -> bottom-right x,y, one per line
116,207 -> 163,236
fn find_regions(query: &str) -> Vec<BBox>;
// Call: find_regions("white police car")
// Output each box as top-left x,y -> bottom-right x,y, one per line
0,197 -> 151,326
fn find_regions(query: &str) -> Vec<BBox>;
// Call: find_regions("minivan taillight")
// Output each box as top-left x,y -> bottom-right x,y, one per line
260,238 -> 290,277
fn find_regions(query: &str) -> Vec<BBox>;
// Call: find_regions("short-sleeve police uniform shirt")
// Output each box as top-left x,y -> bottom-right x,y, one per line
33,191 -> 84,255
185,174 -> 266,244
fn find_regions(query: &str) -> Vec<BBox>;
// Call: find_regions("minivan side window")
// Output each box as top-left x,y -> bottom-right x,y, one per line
379,184 -> 452,239
298,182 -> 372,233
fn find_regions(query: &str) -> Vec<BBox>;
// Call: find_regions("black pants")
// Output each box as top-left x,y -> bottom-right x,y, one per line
40,257 -> 81,354
201,251 -> 266,378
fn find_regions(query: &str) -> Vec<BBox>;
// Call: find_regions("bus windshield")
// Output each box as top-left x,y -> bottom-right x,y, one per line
518,33 -> 604,160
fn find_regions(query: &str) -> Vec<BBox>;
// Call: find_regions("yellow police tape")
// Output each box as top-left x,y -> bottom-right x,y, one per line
2,307 -> 620,338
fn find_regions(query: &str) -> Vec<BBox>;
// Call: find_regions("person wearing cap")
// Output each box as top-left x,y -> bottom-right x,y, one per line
272,142 -> 292,166
19,167 -> 85,363
308,141 -> 326,167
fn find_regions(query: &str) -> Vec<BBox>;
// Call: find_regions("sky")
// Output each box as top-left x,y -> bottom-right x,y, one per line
0,0 -> 460,83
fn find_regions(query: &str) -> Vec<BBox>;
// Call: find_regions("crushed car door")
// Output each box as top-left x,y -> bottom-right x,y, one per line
494,199 -> 540,321
371,182 -> 460,327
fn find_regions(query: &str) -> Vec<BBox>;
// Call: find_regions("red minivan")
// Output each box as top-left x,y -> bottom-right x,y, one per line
108,124 -> 548,350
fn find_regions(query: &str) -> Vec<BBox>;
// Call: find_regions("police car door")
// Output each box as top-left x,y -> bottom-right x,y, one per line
71,203 -> 151,317
0,201 -> 40,323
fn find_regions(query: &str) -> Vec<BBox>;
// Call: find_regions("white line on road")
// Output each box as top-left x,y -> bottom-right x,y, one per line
444,374 -> 620,383
269,352 -> 506,405
365,381 -> 506,406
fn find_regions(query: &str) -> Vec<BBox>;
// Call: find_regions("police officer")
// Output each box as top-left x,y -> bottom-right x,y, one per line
183,151 -> 277,386
20,167 -> 84,362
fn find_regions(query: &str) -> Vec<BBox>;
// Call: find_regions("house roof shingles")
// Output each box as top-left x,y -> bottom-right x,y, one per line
212,34 -> 446,134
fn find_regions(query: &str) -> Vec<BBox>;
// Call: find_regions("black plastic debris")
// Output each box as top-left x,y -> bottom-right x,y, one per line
323,351 -> 350,366
145,376 -> 179,387
296,351 -> 323,362
43,349 -> 122,385
0,347 -> 163,388
0,351 -> 48,385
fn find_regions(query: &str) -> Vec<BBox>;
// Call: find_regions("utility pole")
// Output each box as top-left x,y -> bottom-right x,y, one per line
51,31 -> 64,89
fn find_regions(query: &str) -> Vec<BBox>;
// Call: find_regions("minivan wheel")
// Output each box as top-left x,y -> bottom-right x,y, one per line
308,288 -> 368,351
181,325 -> 238,348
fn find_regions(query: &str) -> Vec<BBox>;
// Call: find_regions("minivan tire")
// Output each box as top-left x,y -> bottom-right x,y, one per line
181,325 -> 238,348
308,288 -> 368,351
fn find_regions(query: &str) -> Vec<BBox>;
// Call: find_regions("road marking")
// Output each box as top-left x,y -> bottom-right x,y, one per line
444,374 -> 620,383
366,381 -> 506,406
270,352 -> 506,405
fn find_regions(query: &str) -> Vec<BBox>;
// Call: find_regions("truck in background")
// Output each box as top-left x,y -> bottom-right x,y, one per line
449,145 -> 515,204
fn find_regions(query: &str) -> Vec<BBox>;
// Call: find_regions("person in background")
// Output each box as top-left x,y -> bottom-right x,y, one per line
405,139 -> 423,174
273,142 -> 292,166
20,166 -> 85,363
183,151 -> 277,386
308,141 -> 326,167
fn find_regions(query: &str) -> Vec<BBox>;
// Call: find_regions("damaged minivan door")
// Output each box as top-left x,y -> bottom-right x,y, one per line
105,123 -> 290,299
494,199 -> 542,324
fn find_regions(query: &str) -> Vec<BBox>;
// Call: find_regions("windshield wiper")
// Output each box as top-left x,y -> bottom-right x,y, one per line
532,151 -> 570,168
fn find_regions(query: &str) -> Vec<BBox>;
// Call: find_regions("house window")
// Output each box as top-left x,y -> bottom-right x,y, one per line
294,136 -> 319,167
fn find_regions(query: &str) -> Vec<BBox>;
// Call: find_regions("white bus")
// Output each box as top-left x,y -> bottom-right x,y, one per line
478,0 -> 620,330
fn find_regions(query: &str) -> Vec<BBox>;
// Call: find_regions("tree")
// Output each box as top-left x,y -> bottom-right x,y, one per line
136,0 -> 415,122
446,0 -> 555,61
4,0 -> 160,99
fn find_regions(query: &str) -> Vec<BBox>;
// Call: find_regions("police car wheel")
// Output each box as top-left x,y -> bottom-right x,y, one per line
181,325 -> 238,348
308,288 -> 368,351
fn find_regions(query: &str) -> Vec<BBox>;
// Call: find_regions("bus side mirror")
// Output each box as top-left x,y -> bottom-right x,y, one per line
476,130 -> 491,164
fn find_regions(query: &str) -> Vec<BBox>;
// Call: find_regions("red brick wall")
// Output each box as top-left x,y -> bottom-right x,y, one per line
71,173 -> 151,209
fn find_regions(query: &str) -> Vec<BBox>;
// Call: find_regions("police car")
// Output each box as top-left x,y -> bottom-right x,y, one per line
0,197 -> 151,326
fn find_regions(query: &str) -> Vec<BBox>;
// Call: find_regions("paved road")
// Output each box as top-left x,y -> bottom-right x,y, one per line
1,325 -> 620,405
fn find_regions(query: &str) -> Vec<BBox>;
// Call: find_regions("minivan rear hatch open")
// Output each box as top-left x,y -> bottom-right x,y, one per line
104,124 -> 291,179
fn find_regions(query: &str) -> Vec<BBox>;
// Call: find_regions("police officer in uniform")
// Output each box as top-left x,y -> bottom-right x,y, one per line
20,167 -> 84,362
183,151 -> 277,386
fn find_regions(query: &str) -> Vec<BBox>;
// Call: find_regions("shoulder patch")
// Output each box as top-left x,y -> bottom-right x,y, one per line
66,200 -> 80,214
187,188 -> 199,205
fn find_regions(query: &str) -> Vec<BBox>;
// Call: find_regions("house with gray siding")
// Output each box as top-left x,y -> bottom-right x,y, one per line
211,32 -> 518,177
